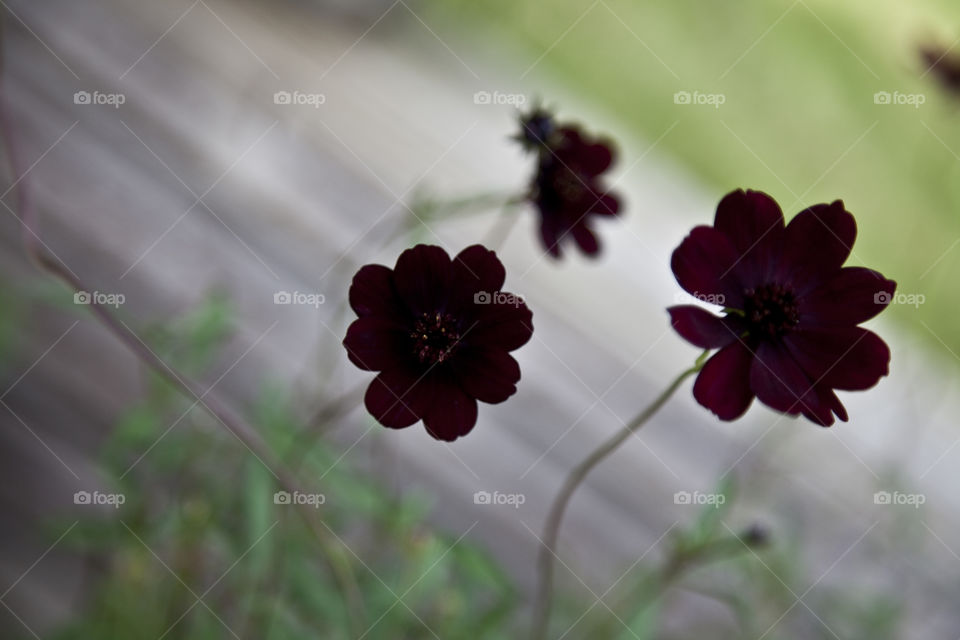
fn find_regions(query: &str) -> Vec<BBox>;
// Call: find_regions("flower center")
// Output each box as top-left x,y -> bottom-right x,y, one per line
742,283 -> 799,339
410,311 -> 461,364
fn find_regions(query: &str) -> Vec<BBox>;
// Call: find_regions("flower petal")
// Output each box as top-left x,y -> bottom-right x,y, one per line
393,244 -> 452,315
749,341 -> 837,425
784,326 -> 890,391
466,298 -> 534,352
667,305 -> 744,349
343,316 -> 407,372
450,245 -> 506,312
581,140 -> 614,174
693,341 -> 755,420
450,348 -> 521,404
364,367 -> 429,429
799,267 -> 897,327
670,226 -> 744,307
714,189 -> 784,285
349,264 -> 403,318
777,201 -> 857,293
422,379 -> 479,441
594,193 -> 620,216
811,387 -> 848,424
572,224 -> 599,256
539,214 -> 563,258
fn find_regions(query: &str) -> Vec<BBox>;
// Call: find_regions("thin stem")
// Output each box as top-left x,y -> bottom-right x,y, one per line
0,82 -> 366,632
482,198 -> 525,251
530,352 -> 708,640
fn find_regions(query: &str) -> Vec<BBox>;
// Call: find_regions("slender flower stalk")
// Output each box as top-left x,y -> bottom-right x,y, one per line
530,351 -> 708,640
0,90 -> 367,634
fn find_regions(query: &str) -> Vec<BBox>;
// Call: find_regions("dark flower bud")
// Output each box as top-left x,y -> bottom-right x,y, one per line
741,523 -> 770,548
516,106 -> 556,151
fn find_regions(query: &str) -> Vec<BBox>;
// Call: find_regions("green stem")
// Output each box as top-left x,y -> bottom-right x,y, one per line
530,352 -> 708,640
482,199 -> 524,251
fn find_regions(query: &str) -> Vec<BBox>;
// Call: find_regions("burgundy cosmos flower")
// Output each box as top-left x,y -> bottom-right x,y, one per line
668,189 -> 896,426
920,44 -> 960,96
518,108 -> 621,258
343,244 -> 533,441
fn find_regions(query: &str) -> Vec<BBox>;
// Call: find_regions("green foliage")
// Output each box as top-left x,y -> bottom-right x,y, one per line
49,297 -> 519,640
38,296 -> 907,639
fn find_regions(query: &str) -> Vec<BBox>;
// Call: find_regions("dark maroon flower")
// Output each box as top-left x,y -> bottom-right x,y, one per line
920,44 -> 960,96
343,244 -> 533,441
518,109 -> 621,258
668,189 -> 896,426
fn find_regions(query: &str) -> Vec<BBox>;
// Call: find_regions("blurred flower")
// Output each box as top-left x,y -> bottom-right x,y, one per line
668,189 -> 896,426
343,244 -> 533,441
518,108 -> 621,258
920,44 -> 960,96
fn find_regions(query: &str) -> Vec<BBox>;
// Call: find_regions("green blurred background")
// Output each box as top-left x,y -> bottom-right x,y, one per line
427,0 -> 960,365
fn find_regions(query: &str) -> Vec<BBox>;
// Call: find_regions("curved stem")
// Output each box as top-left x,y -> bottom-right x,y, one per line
0,74 -> 366,632
530,351 -> 708,640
